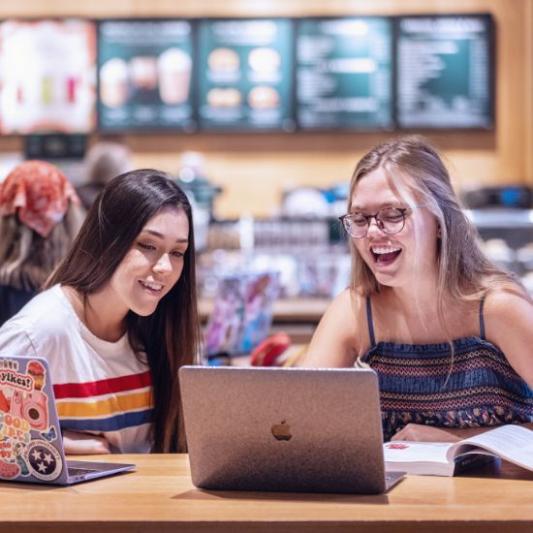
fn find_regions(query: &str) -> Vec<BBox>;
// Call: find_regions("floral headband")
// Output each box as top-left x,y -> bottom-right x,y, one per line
0,160 -> 80,237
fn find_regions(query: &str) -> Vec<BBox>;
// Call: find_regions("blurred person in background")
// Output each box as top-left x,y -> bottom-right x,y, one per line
0,161 -> 85,326
76,141 -> 133,210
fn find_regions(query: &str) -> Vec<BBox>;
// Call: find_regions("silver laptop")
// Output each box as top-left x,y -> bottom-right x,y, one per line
179,366 -> 404,494
0,355 -> 135,485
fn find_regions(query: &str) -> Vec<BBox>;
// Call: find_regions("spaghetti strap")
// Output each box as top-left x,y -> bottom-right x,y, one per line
366,296 -> 376,347
479,297 -> 486,340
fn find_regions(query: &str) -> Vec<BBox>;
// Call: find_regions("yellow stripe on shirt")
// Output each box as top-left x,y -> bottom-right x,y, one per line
56,389 -> 153,419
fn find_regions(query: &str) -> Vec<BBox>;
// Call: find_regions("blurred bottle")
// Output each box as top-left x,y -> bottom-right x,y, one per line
176,152 -> 222,251
176,152 -> 222,222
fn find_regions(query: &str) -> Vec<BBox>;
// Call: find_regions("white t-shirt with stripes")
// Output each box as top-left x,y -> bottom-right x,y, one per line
0,284 -> 153,453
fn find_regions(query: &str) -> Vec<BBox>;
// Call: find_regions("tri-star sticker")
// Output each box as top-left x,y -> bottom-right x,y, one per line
28,444 -> 59,478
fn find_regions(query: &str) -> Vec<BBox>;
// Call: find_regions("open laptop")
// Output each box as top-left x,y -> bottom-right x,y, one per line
179,366 -> 404,494
0,355 -> 135,485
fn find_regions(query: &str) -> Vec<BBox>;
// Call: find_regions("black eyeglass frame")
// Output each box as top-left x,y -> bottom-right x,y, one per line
338,207 -> 412,239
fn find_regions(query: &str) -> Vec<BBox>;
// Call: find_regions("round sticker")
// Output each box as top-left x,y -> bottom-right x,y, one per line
25,440 -> 62,481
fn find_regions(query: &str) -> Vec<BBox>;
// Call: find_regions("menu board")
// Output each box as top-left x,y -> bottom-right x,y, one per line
197,19 -> 294,131
0,19 -> 96,134
296,18 -> 393,130
98,19 -> 195,132
396,15 -> 493,129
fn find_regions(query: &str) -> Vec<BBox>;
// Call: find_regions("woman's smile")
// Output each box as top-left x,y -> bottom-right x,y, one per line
370,245 -> 402,266
138,279 -> 165,296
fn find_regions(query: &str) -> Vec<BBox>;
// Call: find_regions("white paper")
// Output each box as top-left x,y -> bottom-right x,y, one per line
448,425 -> 533,471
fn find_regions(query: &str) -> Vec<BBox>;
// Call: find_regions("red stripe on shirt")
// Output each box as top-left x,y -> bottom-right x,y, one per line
53,370 -> 152,399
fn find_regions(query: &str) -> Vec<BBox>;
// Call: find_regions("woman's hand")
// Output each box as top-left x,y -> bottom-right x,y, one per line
391,423 -> 533,443
63,430 -> 111,455
391,424 -> 465,443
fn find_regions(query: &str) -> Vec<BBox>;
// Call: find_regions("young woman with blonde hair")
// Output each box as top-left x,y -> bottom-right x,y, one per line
303,136 -> 532,442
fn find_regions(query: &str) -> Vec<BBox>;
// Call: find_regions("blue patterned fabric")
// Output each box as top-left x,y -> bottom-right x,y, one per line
361,297 -> 533,441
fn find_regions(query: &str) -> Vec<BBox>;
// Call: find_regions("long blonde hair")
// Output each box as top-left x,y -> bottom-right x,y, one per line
348,136 -> 523,327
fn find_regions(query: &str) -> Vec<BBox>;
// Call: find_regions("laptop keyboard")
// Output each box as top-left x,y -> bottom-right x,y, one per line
68,467 -> 98,477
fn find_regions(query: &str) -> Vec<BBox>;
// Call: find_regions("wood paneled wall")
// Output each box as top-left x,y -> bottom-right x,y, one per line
1,0 -> 532,218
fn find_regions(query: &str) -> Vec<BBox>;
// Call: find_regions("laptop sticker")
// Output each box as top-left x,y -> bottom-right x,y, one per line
0,457 -> 20,479
26,440 -> 62,481
41,426 -> 58,442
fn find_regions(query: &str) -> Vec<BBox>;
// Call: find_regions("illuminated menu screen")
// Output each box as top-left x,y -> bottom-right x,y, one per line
296,18 -> 393,130
0,19 -> 96,134
197,19 -> 295,131
396,15 -> 493,129
98,20 -> 195,132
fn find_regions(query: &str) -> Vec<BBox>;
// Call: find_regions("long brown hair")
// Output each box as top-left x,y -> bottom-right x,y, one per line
47,169 -> 200,452
348,136 -> 523,328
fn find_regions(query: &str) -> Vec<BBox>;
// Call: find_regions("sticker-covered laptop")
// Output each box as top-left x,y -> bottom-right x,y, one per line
0,355 -> 134,485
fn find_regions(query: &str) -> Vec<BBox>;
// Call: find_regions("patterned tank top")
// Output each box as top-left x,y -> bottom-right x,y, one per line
360,297 -> 533,441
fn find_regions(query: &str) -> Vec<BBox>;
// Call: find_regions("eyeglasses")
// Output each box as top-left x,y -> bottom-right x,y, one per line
339,207 -> 412,239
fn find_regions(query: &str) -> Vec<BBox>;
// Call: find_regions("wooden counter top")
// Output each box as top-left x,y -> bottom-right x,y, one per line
1,454 -> 532,532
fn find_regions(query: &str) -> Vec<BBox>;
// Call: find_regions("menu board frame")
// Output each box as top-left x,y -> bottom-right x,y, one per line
393,12 -> 495,131
294,15 -> 396,133
196,17 -> 297,133
96,17 -> 198,134
0,17 -> 97,136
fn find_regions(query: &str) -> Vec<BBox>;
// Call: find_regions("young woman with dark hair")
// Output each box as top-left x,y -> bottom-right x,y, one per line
0,169 -> 200,454
302,136 -> 532,442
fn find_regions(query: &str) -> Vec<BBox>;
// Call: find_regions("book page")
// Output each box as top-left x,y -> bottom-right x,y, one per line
448,425 -> 533,471
384,441 -> 451,464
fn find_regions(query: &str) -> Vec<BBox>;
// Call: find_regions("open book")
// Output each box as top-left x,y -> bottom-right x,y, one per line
383,425 -> 533,476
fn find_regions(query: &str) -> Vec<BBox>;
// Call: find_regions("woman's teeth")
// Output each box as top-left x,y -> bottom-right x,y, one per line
371,246 -> 402,264
139,280 -> 163,292
371,246 -> 401,255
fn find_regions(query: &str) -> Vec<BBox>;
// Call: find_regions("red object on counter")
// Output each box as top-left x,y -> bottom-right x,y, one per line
250,332 -> 291,367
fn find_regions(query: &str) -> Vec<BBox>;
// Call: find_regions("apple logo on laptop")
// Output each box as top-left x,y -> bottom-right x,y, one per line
271,419 -> 292,441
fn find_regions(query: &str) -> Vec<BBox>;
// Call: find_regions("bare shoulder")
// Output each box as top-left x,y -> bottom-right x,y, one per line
322,288 -> 366,335
301,288 -> 366,368
329,286 -> 365,315
483,284 -> 533,387
483,285 -> 532,323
